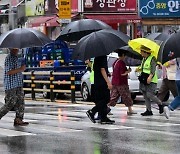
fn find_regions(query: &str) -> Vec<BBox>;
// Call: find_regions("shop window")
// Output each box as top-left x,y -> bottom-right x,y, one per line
155,26 -> 163,33
118,24 -> 127,34
143,25 -> 151,37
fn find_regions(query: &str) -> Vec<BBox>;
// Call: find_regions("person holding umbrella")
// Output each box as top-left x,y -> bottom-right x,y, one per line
137,46 -> 164,116
0,48 -> 29,126
86,55 -> 115,124
72,29 -> 131,124
164,58 -> 180,119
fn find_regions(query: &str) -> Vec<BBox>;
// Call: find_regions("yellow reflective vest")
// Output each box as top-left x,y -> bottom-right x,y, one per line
90,61 -> 94,84
141,55 -> 158,84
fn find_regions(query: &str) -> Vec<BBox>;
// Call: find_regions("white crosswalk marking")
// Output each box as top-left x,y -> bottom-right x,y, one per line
0,105 -> 179,138
0,128 -> 36,137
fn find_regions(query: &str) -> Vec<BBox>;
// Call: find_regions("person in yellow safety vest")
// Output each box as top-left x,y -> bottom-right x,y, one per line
136,45 -> 164,116
90,61 -> 94,84
85,59 -> 95,101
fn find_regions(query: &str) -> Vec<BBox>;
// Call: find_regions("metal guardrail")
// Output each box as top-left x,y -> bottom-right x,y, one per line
22,71 -> 75,103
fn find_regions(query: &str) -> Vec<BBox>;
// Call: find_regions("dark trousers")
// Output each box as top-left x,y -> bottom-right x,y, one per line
158,78 -> 178,102
91,85 -> 110,120
91,84 -> 95,102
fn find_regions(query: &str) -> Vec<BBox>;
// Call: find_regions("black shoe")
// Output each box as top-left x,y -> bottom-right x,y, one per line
86,110 -> 96,123
100,117 -> 115,124
158,104 -> 164,114
141,110 -> 153,116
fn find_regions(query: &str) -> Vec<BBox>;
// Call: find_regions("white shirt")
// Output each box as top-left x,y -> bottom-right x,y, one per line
176,58 -> 180,80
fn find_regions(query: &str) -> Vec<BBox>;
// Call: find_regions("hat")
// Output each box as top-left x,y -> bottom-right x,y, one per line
140,45 -> 151,53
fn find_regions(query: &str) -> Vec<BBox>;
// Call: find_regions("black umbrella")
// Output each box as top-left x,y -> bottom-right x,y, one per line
145,32 -> 169,42
0,28 -> 52,49
119,46 -> 142,60
56,19 -> 112,42
158,30 -> 180,64
145,32 -> 171,63
72,29 -> 130,61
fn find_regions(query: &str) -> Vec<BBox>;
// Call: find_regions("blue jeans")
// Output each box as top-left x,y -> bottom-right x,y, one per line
169,80 -> 180,111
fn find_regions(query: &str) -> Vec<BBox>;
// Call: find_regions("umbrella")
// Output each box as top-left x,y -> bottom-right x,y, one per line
0,28 -> 52,49
158,30 -> 180,64
145,32 -> 169,42
56,19 -> 112,42
128,38 -> 160,59
119,46 -> 142,60
72,29 -> 130,61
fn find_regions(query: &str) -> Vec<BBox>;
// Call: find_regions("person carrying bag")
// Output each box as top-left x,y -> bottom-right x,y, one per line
136,45 -> 164,116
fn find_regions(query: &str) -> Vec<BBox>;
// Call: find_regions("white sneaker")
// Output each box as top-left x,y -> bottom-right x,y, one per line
164,106 -> 170,119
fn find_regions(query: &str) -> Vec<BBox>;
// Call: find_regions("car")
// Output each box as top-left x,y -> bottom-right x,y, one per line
0,4 -> 17,14
81,53 -> 169,102
0,4 -> 10,14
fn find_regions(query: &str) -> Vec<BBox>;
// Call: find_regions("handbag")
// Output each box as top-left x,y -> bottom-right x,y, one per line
166,64 -> 176,80
138,59 -> 150,85
138,72 -> 149,85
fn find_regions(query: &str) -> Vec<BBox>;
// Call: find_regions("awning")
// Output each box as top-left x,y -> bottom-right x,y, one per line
84,14 -> 141,24
29,16 -> 54,27
29,14 -> 79,27
46,17 -> 59,27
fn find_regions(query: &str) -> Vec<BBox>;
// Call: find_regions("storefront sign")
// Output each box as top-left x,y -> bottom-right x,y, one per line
25,0 -> 44,16
58,0 -> 71,19
127,19 -> 141,24
139,0 -> 180,18
84,0 -> 137,12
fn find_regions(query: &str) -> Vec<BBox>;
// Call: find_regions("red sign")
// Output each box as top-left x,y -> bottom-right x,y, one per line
84,0 -> 137,12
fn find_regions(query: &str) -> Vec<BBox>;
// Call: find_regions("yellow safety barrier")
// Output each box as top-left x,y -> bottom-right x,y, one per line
23,70 -> 76,103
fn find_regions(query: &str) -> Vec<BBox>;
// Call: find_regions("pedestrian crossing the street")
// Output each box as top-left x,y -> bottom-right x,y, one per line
0,103 -> 179,138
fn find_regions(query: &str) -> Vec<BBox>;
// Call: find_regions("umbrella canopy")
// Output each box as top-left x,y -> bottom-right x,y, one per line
56,19 -> 112,42
0,28 -> 52,49
72,29 -> 130,61
145,32 -> 169,42
128,38 -> 160,59
119,46 -> 142,60
158,30 -> 180,64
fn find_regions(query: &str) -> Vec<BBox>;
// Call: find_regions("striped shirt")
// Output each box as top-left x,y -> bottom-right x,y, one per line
4,53 -> 23,90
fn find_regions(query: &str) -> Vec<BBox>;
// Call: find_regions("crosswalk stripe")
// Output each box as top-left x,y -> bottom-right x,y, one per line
62,120 -> 134,130
115,118 -> 180,127
0,119 -> 82,135
0,105 -> 179,137
26,123 -> 82,134
135,128 -> 180,137
0,128 -> 36,137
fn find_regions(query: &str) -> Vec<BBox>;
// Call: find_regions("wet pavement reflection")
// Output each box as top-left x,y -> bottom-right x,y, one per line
0,99 -> 179,154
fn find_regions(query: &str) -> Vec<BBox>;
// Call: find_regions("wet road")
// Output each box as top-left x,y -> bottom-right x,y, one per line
0,97 -> 179,154
0,64 -> 179,154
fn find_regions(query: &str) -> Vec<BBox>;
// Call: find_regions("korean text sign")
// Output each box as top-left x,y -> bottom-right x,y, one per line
139,0 -> 180,18
58,0 -> 71,19
84,0 -> 137,12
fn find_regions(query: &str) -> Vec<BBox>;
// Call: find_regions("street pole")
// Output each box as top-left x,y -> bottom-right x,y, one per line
78,0 -> 84,19
8,3 -> 17,30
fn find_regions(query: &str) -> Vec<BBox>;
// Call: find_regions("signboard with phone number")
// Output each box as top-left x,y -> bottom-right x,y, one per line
139,0 -> 180,18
